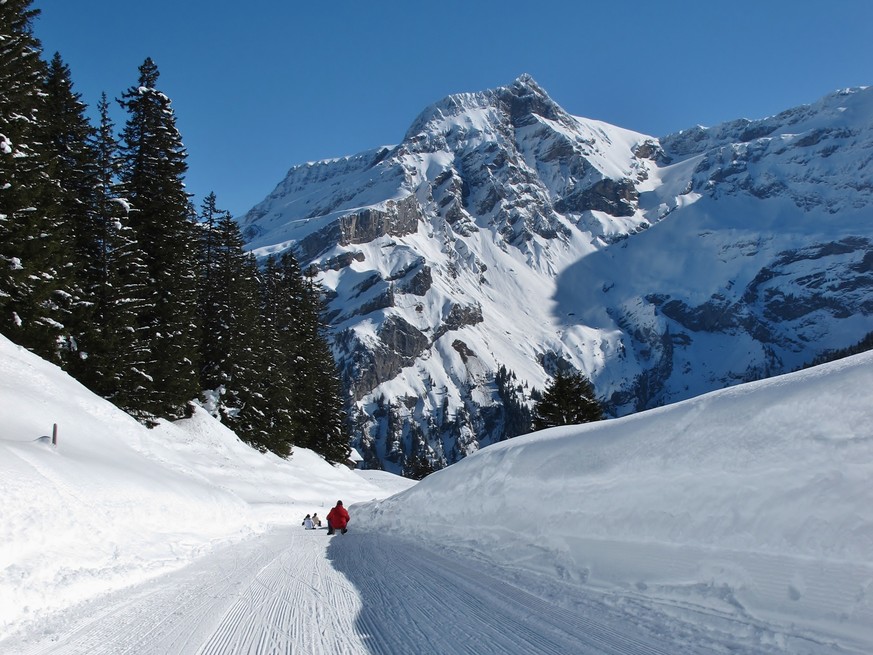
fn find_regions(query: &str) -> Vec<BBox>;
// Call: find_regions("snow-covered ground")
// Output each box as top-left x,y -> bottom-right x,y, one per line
0,333 -> 413,647
2,332 -> 872,653
358,351 -> 873,652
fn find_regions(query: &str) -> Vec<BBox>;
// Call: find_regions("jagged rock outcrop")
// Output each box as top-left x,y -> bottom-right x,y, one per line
294,195 -> 423,262
339,315 -> 430,401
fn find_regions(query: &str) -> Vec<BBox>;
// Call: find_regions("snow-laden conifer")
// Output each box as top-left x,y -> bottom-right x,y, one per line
118,57 -> 200,419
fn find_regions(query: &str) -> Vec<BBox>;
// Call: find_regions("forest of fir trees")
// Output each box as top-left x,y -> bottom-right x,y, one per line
0,1 -> 350,464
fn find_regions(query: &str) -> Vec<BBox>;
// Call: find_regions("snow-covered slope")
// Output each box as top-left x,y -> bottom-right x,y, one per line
2,331 -> 871,652
0,334 -> 413,641
240,75 -> 873,473
357,351 -> 873,650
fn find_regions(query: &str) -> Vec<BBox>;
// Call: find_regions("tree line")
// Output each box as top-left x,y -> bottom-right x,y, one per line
0,1 -> 349,463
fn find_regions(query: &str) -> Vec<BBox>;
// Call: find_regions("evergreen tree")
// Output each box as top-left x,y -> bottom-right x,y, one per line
196,193 -> 265,439
118,58 -> 200,419
197,192 -> 227,392
532,370 -> 604,430
0,1 -> 70,360
84,93 -> 150,407
0,8 -> 352,460
275,257 -> 350,463
495,364 -> 533,438
296,274 -> 350,463
219,251 -> 267,435
269,251 -> 316,455
255,254 -> 296,455
254,251 -> 350,462
41,52 -> 99,371
405,452 -> 436,480
805,330 -> 873,368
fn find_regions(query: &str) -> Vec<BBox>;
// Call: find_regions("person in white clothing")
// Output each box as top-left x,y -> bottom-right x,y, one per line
302,514 -> 315,530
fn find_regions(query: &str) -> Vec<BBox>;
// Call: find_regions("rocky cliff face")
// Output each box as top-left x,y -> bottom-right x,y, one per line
241,77 -> 873,474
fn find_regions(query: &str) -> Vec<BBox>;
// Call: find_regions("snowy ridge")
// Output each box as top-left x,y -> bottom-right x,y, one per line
242,145 -> 408,256
358,351 -> 873,650
661,85 -> 873,218
240,76 -> 873,473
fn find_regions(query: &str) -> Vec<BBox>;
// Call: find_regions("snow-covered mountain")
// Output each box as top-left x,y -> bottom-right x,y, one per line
240,75 -> 873,473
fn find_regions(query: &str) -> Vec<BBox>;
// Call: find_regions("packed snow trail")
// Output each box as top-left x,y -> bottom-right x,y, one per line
7,526 -> 854,655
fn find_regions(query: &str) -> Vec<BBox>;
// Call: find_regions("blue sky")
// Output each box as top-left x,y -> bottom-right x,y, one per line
33,0 -> 873,218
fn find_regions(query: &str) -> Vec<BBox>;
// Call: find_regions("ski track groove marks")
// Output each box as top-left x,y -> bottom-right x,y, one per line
12,546 -> 257,655
328,532 -> 689,655
197,529 -> 366,655
8,528 -> 338,655
8,525 -> 827,655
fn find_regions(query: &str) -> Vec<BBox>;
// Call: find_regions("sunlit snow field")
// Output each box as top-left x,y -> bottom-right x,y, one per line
1,333 -> 872,653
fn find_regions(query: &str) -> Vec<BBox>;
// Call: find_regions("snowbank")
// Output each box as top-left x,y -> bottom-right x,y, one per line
3,327 -> 872,649
357,352 -> 873,646
0,334 -> 411,640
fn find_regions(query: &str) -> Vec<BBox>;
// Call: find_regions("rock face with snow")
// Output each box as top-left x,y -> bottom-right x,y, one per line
241,75 -> 873,473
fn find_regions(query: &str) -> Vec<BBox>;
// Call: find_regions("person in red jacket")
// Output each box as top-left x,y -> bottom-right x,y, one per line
326,500 -> 350,535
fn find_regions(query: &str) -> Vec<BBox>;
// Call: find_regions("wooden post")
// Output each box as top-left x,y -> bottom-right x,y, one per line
52,423 -> 57,447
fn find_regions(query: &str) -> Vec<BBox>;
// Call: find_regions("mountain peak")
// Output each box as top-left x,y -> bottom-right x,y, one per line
510,72 -> 546,95
403,74 -> 567,142
496,73 -> 566,127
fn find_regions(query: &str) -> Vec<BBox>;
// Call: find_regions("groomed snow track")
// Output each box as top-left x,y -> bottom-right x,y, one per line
4,527 -> 857,655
